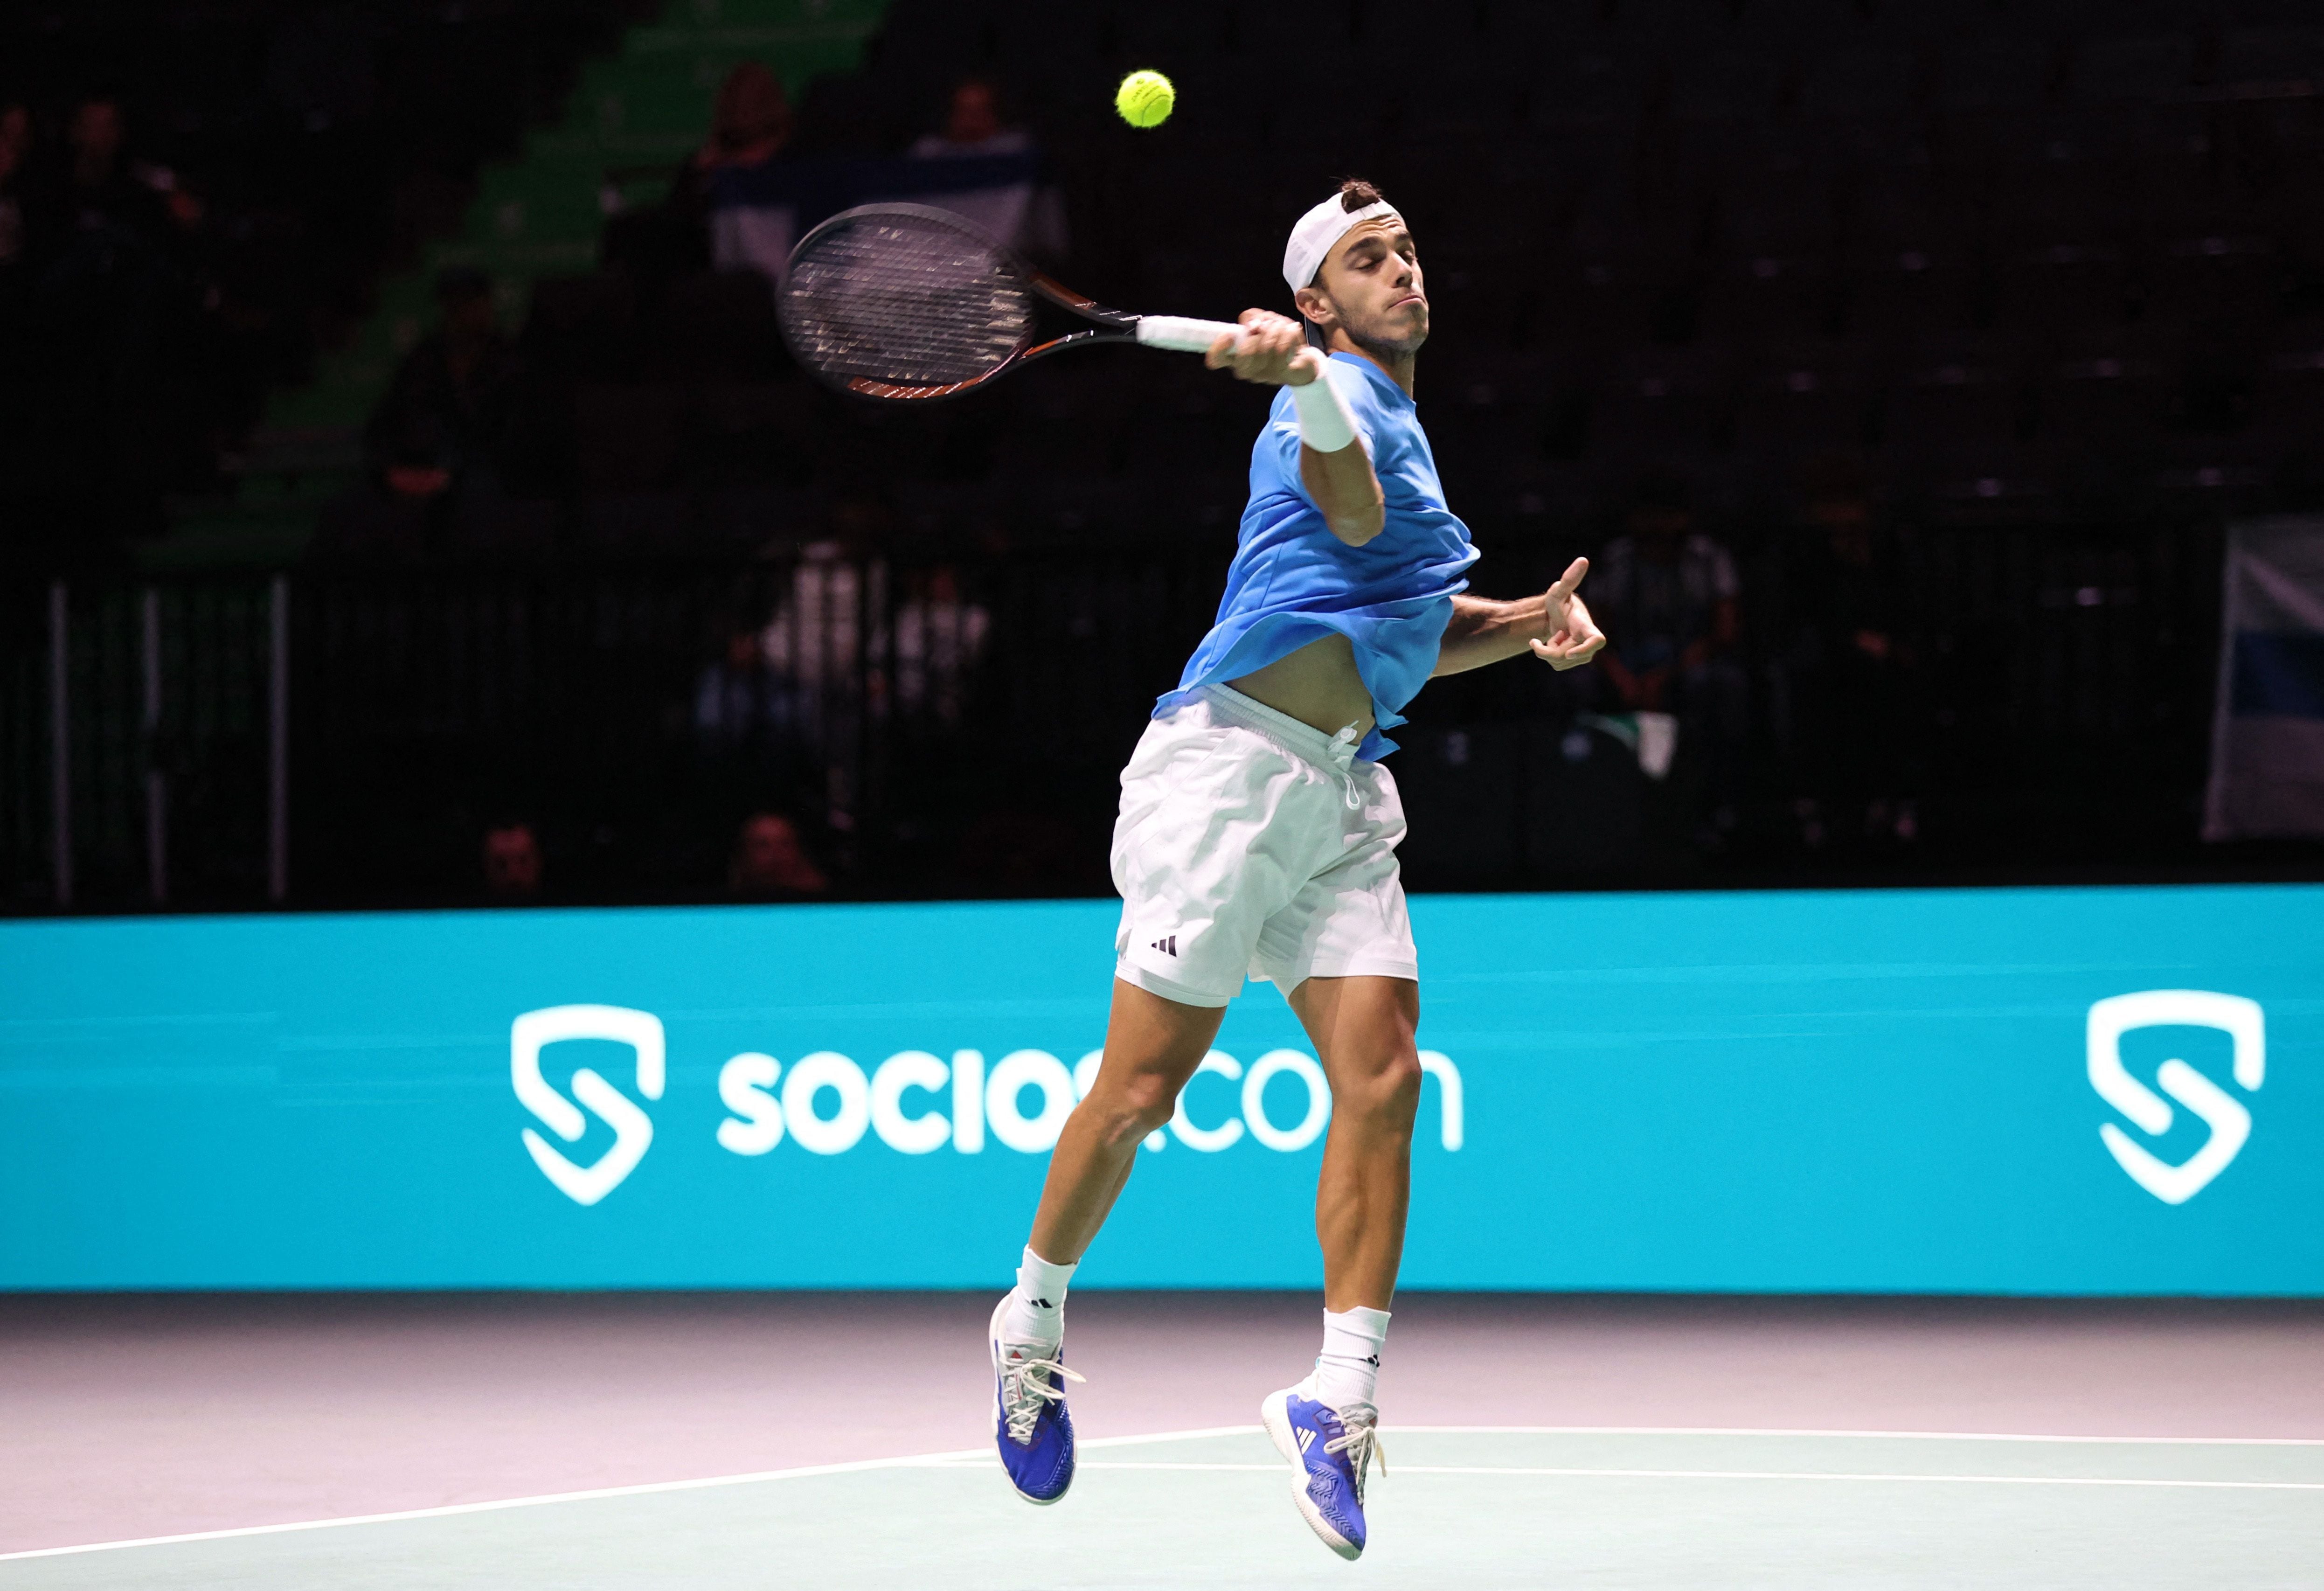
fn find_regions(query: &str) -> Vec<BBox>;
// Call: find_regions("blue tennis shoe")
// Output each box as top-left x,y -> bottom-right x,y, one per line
1261,1383 -> 1384,1560
990,1296 -> 1082,1505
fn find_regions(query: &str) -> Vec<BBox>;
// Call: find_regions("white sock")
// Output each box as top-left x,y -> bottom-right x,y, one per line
1311,1305 -> 1390,1410
1001,1246 -> 1075,1346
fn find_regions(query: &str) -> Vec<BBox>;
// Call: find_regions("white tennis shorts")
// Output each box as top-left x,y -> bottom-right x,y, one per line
1111,684 -> 1419,1007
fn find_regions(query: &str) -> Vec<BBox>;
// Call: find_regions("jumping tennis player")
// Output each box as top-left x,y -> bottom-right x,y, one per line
989,181 -> 1606,1559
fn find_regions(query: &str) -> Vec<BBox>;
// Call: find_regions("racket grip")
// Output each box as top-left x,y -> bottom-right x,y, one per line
1135,316 -> 1246,354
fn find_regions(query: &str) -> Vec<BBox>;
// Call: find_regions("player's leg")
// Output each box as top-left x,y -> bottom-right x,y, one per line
1251,754 -> 1417,1560
991,689 -> 1311,1507
1290,972 -> 1422,1317
1258,975 -> 1418,1561
1027,978 -> 1223,1264
989,980 -> 1219,1506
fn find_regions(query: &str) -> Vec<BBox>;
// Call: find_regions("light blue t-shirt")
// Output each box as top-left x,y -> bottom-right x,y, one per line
1159,352 -> 1480,759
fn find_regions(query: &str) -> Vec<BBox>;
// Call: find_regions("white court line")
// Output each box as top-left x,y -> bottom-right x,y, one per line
1061,1461 -> 2324,1492
8,1422 -> 2317,1563
0,1426 -> 1259,1563
1385,1424 -> 2324,1447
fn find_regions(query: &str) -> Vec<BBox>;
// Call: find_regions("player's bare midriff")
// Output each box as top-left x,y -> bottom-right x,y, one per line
1228,632 -> 1375,741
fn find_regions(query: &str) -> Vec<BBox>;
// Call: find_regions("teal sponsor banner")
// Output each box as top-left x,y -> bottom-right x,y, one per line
2,886 -> 2319,1292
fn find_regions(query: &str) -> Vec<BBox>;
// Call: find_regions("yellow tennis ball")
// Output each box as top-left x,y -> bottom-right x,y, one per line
1115,69 -> 1174,129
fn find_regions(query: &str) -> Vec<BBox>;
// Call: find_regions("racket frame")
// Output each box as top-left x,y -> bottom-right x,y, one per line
781,203 -> 1234,403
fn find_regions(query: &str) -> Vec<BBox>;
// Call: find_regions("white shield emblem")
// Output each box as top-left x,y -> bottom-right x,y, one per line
512,1005 -> 665,1205
2086,990 -> 2264,1205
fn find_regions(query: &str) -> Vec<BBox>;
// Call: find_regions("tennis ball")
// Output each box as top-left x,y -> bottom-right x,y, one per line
1115,69 -> 1175,129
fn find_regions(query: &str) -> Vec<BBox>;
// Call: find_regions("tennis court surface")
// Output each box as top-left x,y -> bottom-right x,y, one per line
7,1293 -> 2321,1587
8,1425 -> 2321,1589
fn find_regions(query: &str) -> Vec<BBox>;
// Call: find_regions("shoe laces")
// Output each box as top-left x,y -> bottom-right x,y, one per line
1322,1402 -> 1386,1503
998,1344 -> 1084,1445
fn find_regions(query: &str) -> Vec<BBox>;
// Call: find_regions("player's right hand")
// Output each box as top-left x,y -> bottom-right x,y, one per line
1207,309 -> 1323,386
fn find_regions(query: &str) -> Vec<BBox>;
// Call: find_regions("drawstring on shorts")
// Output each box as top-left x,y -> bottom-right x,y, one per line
1191,685 -> 1371,813
1332,724 -> 1364,810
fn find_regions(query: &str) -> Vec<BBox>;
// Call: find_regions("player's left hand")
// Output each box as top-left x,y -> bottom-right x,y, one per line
1530,557 -> 1606,671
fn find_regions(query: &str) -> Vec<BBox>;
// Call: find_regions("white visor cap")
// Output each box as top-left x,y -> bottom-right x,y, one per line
1283,194 -> 1402,294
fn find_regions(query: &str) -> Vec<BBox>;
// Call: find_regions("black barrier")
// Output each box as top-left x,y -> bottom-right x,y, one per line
0,521 -> 2235,913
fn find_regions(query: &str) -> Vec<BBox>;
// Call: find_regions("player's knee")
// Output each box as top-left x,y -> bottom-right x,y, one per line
1344,1048 -> 1422,1130
1094,1071 -> 1178,1144
1382,1049 -> 1424,1121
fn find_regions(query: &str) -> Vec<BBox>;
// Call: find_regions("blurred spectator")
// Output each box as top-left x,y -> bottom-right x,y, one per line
55,95 -> 137,228
692,623 -> 815,850
365,267 -> 519,512
0,102 -> 28,271
482,822 -> 543,901
1591,472 -> 1748,839
694,625 -> 795,747
25,93 -> 208,557
660,61 -> 798,288
918,76 -> 1008,152
765,536 -> 865,722
1595,475 -> 1744,707
765,537 -> 868,832
902,77 -> 1064,259
728,810 -> 828,899
1783,473 -> 1922,847
38,95 -> 200,244
894,565 -> 990,727
0,101 -> 32,556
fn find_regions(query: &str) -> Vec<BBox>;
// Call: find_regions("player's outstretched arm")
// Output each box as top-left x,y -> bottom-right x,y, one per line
1431,557 -> 1608,677
1206,310 -> 1384,546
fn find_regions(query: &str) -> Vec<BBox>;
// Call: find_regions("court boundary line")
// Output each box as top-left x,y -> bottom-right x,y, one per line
1385,1424 -> 2324,1447
1060,1461 -> 2324,1492
9,1422 -> 2320,1562
0,1426 -> 1256,1563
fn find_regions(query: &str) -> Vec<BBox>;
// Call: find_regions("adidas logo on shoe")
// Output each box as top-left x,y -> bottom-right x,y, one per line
1150,934 -> 1178,956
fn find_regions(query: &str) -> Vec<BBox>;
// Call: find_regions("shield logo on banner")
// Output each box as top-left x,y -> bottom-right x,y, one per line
511,1005 -> 665,1205
2086,991 -> 2265,1205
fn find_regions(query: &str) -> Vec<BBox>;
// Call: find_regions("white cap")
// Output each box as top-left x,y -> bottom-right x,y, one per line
1283,192 -> 1401,293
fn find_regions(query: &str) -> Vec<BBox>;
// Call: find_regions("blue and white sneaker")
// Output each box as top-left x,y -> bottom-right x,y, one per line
1261,1382 -> 1385,1560
990,1296 -> 1083,1505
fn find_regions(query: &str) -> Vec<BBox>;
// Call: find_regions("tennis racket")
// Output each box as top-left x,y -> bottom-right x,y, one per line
777,202 -> 1244,402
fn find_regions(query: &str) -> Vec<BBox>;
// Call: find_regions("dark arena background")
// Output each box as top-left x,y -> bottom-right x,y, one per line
3,2 -> 2322,1585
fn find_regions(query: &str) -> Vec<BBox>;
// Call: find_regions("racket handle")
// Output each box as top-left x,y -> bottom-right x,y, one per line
1135,316 -> 1246,354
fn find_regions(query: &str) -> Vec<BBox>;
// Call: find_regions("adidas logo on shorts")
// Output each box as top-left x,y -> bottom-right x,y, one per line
1150,935 -> 1178,956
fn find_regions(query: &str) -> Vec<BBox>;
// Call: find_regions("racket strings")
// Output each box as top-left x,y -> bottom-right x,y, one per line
784,214 -> 1035,388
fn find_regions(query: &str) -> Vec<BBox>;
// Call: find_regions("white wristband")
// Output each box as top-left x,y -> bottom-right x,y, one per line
1289,366 -> 1362,454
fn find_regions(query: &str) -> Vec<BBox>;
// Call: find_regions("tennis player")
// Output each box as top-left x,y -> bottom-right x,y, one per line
990,181 -> 1606,1559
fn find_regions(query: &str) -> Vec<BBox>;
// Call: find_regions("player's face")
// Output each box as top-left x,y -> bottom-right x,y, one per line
1304,218 -> 1428,355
